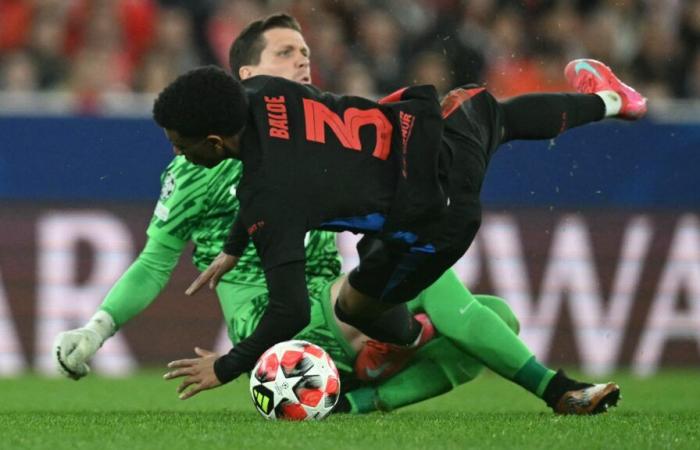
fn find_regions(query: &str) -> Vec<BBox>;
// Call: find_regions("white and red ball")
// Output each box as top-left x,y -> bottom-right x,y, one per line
249,340 -> 340,420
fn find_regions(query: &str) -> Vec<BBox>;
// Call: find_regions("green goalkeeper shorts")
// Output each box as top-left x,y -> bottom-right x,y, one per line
215,276 -> 357,374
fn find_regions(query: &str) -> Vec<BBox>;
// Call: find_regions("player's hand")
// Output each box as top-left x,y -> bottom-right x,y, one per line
186,252 -> 240,295
163,347 -> 222,400
53,328 -> 103,380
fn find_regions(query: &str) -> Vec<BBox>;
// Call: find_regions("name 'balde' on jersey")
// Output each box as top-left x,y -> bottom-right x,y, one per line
235,75 -> 447,270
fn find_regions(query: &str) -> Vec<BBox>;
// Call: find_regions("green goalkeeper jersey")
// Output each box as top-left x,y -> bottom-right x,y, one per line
147,156 -> 341,284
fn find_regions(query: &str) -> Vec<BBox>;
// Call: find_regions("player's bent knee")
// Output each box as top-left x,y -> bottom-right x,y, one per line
473,294 -> 520,335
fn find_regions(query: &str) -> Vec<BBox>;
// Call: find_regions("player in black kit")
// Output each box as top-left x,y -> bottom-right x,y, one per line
154,59 -> 647,394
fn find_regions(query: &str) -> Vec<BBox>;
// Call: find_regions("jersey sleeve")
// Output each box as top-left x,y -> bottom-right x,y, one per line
213,260 -> 310,382
223,214 -> 249,256
253,219 -> 307,271
146,156 -> 213,249
242,194 -> 307,271
100,237 -> 182,328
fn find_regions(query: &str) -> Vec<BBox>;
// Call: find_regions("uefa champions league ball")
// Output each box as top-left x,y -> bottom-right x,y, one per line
249,340 -> 341,420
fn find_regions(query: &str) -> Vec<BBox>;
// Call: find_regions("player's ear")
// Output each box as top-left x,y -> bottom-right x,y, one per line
206,135 -> 225,154
239,66 -> 253,80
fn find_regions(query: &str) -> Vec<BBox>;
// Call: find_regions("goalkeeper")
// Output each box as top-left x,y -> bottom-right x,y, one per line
56,14 -> 616,415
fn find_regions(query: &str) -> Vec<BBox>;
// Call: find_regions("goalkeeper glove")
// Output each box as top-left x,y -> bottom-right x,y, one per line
53,310 -> 116,380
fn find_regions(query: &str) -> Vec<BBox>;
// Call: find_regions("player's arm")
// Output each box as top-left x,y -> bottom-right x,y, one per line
224,213 -> 249,256
215,261 -> 310,379
166,211 -> 310,398
54,236 -> 184,380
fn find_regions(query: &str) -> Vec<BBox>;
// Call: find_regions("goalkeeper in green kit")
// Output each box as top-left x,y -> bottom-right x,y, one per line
55,13 -> 619,415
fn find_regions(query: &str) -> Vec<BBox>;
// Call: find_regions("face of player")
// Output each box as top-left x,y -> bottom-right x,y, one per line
240,27 -> 311,83
165,129 -> 230,168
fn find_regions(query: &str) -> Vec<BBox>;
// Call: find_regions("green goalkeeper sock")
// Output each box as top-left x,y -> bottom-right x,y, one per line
514,356 -> 557,397
418,271 -> 556,398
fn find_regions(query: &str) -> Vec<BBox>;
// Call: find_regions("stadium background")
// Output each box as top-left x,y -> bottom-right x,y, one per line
0,0 -> 699,379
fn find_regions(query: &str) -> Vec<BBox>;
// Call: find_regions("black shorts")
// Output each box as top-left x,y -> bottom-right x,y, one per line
348,85 -> 505,303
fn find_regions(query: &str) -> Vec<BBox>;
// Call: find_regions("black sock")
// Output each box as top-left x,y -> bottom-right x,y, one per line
333,300 -> 421,346
542,369 -> 593,408
501,93 -> 605,142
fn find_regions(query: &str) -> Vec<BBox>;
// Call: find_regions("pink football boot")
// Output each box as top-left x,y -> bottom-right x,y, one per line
565,58 -> 647,119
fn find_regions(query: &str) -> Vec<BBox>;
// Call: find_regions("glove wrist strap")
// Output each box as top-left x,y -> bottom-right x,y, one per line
84,310 -> 117,343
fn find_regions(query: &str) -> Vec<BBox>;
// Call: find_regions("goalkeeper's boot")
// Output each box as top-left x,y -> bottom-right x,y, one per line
543,369 -> 621,415
354,313 -> 435,382
564,58 -> 647,119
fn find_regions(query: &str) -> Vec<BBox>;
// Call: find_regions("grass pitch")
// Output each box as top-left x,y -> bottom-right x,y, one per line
1,370 -> 698,450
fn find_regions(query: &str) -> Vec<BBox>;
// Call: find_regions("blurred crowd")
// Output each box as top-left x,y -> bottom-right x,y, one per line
1,0 -> 698,112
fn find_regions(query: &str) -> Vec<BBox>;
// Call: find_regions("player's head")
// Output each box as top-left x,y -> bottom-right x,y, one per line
229,13 -> 311,83
153,65 -> 247,168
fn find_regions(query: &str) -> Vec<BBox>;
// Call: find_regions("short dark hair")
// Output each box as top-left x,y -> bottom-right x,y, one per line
153,65 -> 249,138
229,13 -> 302,80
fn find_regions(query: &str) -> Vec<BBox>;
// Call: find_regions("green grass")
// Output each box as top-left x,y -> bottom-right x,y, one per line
1,370 -> 698,450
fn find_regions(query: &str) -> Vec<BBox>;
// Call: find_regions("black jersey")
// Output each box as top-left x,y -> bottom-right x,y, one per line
230,75 -> 446,270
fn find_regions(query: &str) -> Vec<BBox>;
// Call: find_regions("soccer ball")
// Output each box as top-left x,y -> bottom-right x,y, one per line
249,340 -> 340,420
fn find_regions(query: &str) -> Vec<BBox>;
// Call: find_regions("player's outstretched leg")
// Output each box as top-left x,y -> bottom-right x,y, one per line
498,59 -> 646,144
565,58 -> 647,119
337,291 -> 517,414
397,271 -> 621,416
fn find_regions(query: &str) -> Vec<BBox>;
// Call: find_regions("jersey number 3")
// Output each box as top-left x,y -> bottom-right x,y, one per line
302,99 -> 393,160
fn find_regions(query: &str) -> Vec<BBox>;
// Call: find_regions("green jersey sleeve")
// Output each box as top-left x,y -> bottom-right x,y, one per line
100,237 -> 182,328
